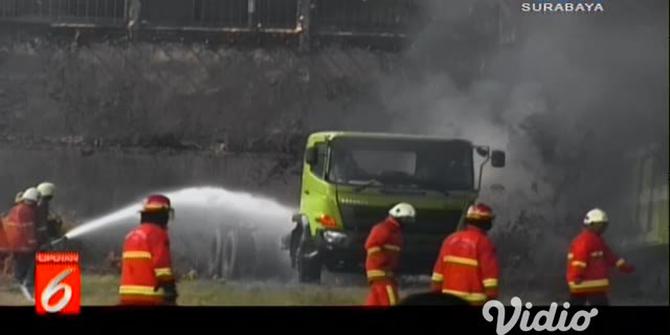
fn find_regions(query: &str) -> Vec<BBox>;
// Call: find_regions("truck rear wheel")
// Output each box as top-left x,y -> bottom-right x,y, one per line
208,232 -> 223,278
222,229 -> 256,279
209,228 -> 256,280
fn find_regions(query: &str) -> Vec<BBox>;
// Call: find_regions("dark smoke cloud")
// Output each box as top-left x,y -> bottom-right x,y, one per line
338,0 -> 668,303
361,0 -> 668,238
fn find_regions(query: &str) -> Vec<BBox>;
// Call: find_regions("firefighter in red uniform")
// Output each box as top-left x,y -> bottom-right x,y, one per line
566,208 -> 634,306
431,203 -> 499,306
119,194 -> 178,305
0,223 -> 8,254
364,202 -> 415,306
2,187 -> 40,301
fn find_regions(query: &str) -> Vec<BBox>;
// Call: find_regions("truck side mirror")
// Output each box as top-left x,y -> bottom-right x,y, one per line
476,146 -> 490,157
491,150 -> 506,167
305,147 -> 317,165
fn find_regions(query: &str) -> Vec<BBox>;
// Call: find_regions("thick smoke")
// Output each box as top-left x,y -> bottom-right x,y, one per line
353,0 -> 668,303
364,0 -> 669,233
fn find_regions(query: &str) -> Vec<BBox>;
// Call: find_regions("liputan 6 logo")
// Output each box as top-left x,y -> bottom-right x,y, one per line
35,252 -> 81,315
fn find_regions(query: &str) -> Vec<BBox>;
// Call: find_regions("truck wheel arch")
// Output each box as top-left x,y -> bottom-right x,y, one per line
289,214 -> 310,266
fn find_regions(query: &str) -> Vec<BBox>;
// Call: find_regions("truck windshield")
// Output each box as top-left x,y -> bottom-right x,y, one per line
327,138 -> 474,191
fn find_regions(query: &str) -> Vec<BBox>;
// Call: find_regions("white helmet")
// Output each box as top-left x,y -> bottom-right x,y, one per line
37,182 -> 56,198
389,202 -> 416,219
584,208 -> 608,226
22,187 -> 40,203
14,191 -> 23,204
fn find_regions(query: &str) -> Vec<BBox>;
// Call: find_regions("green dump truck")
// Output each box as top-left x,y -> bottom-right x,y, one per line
282,131 -> 505,283
616,145 -> 669,301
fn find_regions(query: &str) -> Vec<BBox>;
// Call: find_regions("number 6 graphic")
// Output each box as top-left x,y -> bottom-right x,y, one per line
41,268 -> 74,313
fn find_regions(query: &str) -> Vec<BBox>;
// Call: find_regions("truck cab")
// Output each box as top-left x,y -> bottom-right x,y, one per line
284,131 -> 505,283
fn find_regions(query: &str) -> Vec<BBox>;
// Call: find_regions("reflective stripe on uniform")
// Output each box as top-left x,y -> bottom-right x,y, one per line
442,289 -> 487,302
154,267 -> 173,277
367,247 -> 381,255
383,244 -> 401,252
6,220 -> 35,227
590,251 -> 604,258
123,251 -> 152,259
616,258 -> 626,267
367,270 -> 391,279
386,285 -> 397,306
443,255 -> 479,267
119,285 -> 163,296
482,278 -> 498,288
571,261 -> 587,268
568,279 -> 610,292
3,221 -> 31,227
431,272 -> 444,282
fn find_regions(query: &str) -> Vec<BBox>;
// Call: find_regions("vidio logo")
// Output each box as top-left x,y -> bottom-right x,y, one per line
482,297 -> 599,335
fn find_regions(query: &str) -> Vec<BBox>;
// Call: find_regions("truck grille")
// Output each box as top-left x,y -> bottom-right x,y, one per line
339,204 -> 462,235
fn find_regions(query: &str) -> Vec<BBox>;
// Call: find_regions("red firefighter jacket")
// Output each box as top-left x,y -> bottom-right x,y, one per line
2,203 -> 38,253
0,221 -> 8,253
566,229 -> 632,296
119,222 -> 175,305
34,200 -> 50,245
431,225 -> 499,305
364,217 -> 403,284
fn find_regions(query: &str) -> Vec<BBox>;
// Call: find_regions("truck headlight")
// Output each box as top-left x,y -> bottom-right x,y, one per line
322,231 -> 348,245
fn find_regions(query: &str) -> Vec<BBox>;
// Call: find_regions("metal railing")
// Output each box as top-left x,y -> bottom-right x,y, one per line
0,0 -> 126,26
0,0 -> 511,47
0,0 -> 420,35
312,0 -> 417,36
141,0 -> 298,31
256,0 -> 298,29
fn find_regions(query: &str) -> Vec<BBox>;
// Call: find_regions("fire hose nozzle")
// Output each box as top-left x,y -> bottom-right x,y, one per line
47,236 -> 69,249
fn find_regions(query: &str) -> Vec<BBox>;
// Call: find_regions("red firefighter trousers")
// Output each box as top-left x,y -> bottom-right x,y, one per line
366,279 -> 398,306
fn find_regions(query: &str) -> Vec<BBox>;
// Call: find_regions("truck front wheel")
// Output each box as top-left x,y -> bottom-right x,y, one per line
297,251 -> 322,283
295,226 -> 322,283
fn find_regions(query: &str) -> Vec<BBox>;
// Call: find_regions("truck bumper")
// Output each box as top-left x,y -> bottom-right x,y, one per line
316,230 -> 444,275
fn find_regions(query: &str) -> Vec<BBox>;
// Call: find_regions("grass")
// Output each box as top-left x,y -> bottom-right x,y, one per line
177,280 -> 369,306
0,274 -> 374,306
4,273 -> 665,306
